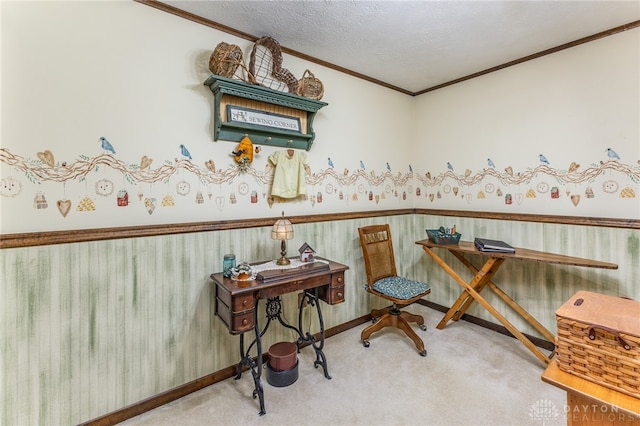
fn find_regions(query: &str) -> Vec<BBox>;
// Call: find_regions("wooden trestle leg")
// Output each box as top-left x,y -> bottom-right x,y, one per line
420,245 -> 553,365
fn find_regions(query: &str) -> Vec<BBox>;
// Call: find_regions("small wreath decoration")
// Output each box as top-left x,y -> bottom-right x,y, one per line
249,36 -> 298,93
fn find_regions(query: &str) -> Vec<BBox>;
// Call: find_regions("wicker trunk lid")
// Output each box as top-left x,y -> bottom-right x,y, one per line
555,291 -> 640,398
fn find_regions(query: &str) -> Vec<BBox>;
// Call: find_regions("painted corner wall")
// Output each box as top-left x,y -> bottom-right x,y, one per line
413,27 -> 640,218
409,26 -> 640,341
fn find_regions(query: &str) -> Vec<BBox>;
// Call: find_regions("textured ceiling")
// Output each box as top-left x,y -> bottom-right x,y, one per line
160,1 -> 640,94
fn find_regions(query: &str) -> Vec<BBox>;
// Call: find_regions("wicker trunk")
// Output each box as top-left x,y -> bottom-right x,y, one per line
555,291 -> 640,399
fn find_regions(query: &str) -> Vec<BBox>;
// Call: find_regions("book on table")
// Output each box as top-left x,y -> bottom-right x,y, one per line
474,237 -> 516,253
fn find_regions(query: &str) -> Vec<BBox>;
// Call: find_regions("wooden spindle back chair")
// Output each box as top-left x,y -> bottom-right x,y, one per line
358,224 -> 431,356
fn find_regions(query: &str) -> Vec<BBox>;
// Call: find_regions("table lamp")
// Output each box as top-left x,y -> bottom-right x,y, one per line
272,212 -> 294,265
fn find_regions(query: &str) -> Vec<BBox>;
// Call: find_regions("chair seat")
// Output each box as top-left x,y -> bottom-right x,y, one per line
372,276 -> 430,301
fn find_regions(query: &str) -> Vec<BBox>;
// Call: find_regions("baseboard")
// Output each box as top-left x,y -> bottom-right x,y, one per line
81,306 -> 553,425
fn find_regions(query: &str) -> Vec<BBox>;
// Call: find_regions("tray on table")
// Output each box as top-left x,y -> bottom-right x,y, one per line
426,229 -> 461,245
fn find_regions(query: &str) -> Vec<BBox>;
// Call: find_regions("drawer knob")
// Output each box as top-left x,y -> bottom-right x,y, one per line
337,292 -> 343,298
242,319 -> 248,325
337,277 -> 343,284
242,299 -> 248,306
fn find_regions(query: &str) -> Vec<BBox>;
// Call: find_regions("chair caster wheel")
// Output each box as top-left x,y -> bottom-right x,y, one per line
419,349 -> 427,357
363,340 -> 370,348
419,324 -> 427,331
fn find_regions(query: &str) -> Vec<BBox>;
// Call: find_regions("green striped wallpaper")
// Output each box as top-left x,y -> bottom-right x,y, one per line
1,215 -> 636,424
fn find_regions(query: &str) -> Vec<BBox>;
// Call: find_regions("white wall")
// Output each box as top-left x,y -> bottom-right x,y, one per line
414,27 -> 639,219
0,1 -> 416,234
5,4 -> 636,237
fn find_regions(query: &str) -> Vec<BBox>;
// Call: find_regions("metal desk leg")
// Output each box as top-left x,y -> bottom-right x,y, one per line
235,302 -> 265,415
298,289 -> 331,379
236,292 -> 332,416
251,312 -> 265,416
258,295 -> 331,379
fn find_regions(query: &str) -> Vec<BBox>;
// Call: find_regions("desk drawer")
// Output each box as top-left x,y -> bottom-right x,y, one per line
231,294 -> 254,312
216,297 -> 254,334
217,289 -> 255,312
318,272 -> 345,305
319,285 -> 344,305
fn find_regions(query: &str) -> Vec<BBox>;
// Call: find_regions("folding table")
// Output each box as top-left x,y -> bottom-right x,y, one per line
415,239 -> 618,365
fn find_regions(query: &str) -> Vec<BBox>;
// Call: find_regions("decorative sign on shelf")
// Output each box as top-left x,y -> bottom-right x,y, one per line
227,106 -> 301,133
203,75 -> 327,151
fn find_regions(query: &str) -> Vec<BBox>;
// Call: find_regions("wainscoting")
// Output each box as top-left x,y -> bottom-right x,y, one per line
1,211 -> 636,425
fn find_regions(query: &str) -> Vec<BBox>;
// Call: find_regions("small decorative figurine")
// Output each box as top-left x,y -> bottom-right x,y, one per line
232,135 -> 254,172
298,242 -> 315,262
231,262 -> 253,280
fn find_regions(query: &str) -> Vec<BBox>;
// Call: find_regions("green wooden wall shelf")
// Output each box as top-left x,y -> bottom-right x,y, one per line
203,75 -> 328,151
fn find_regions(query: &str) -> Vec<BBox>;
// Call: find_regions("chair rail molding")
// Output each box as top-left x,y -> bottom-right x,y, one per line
1,209 -> 637,249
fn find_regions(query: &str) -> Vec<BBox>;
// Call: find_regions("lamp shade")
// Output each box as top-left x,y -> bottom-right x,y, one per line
271,215 -> 294,240
272,212 -> 293,265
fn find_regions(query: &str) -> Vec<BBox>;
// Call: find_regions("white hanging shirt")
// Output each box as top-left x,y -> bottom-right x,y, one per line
269,151 -> 308,198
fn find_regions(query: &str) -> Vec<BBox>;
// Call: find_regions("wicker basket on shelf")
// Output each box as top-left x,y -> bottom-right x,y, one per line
209,42 -> 244,78
295,69 -> 324,100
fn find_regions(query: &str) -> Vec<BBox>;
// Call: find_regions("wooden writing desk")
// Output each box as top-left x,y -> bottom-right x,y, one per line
211,258 -> 348,415
542,361 -> 640,425
415,239 -> 618,365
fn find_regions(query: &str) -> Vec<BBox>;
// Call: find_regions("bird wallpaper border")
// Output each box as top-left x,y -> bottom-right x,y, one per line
1,136 -> 639,231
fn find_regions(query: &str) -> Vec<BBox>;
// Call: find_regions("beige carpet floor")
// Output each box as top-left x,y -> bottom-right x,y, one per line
120,304 -> 566,426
